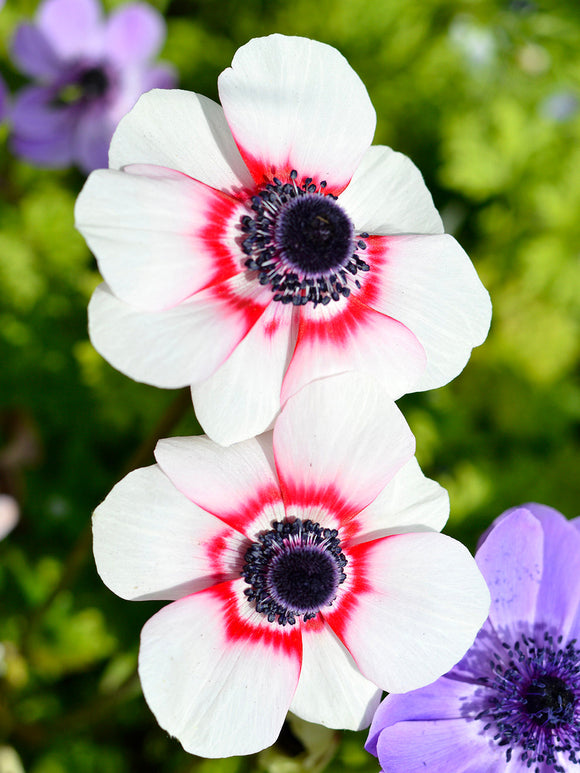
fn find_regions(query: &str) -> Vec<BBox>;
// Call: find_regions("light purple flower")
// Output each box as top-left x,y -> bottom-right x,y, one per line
10,0 -> 176,172
366,503 -> 580,773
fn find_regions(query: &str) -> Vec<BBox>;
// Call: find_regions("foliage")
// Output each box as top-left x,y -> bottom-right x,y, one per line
1,0 -> 579,770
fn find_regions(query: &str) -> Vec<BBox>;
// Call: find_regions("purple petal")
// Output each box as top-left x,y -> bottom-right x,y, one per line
366,676 -> 475,756
475,508 -> 543,631
11,23 -> 62,79
373,717 -> 509,773
445,619 -> 500,682
526,504 -> 580,637
140,62 -> 178,91
73,106 -> 113,172
107,64 -> 176,127
104,3 -> 166,66
10,86 -> 77,167
37,0 -> 103,61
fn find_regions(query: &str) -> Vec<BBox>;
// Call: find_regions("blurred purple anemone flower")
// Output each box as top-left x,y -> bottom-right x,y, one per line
10,0 -> 176,172
366,504 -> 580,773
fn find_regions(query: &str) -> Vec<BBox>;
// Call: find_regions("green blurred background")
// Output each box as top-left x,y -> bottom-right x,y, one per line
1,0 -> 579,770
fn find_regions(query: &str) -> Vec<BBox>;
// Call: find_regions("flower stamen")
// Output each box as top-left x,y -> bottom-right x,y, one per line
474,632 -> 580,771
241,170 -> 369,307
241,518 -> 347,626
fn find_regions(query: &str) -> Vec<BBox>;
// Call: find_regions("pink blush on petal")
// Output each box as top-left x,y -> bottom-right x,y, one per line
322,540 -> 373,636
194,190 -> 246,290
207,581 -> 304,658
210,482 -> 284,537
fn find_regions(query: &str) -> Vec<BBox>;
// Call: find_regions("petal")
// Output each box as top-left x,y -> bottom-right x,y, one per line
154,433 -> 285,536
92,464 -> 243,601
373,717 -> 511,773
76,165 -> 243,309
11,23 -> 62,78
366,233 -> 492,391
11,87 -> 77,166
475,508 -> 543,631
339,145 -> 444,236
108,89 -> 254,194
328,533 -> 490,693
139,582 -> 302,757
73,106 -> 112,172
105,3 -> 165,66
290,618 -> 381,730
274,373 -> 415,522
0,495 -> 19,541
218,34 -> 376,193
366,676 -> 476,754
88,278 -> 266,388
11,86 -> 72,138
133,62 -> 177,94
352,456 -> 449,544
191,300 -> 296,445
281,295 -> 426,404
521,504 -> 580,636
37,0 -> 103,60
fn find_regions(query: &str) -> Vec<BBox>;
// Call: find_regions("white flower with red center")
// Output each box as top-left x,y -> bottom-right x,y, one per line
93,373 -> 490,758
76,34 -> 491,446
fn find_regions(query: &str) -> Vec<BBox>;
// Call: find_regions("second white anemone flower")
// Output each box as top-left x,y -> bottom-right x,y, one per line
93,373 -> 490,758
76,33 -> 491,446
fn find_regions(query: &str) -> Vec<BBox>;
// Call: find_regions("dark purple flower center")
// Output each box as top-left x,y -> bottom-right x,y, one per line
241,519 -> 347,626
53,65 -> 110,108
78,66 -> 109,100
475,632 -> 580,771
524,675 -> 576,727
240,170 -> 370,307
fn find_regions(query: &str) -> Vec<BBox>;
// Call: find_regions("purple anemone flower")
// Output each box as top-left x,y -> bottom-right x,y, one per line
10,0 -> 176,172
366,504 -> 580,773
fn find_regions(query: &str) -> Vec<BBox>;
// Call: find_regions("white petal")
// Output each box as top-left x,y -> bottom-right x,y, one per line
274,373 -> 415,519
352,457 -> 449,544
139,584 -> 302,757
88,280 -> 265,388
92,465 -> 243,601
154,433 -> 284,536
0,495 -> 19,540
290,620 -> 381,730
192,300 -> 297,445
108,89 -> 254,194
369,234 -> 492,391
218,34 -> 376,193
339,145 -> 444,235
76,166 -> 244,310
329,533 -> 490,693
281,296 -> 426,404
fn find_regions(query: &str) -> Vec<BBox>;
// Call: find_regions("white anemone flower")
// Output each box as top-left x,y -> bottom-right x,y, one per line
93,373 -> 490,758
76,34 -> 491,446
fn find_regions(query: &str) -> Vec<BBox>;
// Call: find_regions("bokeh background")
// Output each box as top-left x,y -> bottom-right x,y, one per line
1,0 -> 579,771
